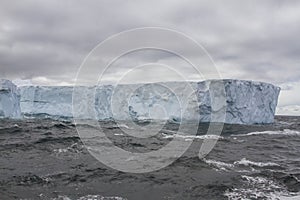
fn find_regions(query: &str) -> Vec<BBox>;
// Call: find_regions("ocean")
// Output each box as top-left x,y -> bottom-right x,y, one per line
0,116 -> 299,200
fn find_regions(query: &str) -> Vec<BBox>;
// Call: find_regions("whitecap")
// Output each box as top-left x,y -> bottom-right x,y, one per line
52,195 -> 126,200
115,124 -> 132,129
232,129 -> 300,137
114,133 -> 124,136
202,158 -> 234,171
53,148 -> 68,153
162,133 -> 223,140
53,143 -> 84,155
277,193 -> 300,200
224,175 -> 300,200
202,157 -> 280,172
234,158 -> 280,167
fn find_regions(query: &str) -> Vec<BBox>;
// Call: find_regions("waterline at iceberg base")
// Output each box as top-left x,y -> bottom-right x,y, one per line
0,79 -> 280,125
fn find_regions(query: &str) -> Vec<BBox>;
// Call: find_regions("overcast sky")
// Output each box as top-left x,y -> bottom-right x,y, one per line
0,0 -> 300,115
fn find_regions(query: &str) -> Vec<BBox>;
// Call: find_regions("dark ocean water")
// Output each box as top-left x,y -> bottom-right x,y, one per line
0,116 -> 300,200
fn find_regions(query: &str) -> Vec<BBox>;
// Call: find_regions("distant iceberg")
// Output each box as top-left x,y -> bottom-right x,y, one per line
0,79 -> 280,124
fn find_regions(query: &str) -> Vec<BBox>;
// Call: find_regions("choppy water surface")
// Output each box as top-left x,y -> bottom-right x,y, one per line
0,116 -> 300,200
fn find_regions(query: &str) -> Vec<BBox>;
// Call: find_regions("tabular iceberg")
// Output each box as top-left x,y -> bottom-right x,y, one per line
17,79 -> 280,124
0,79 -> 21,118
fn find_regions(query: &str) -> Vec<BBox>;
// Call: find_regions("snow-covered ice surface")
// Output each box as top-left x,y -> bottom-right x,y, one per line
18,79 -> 280,124
0,79 -> 21,118
12,79 -> 33,87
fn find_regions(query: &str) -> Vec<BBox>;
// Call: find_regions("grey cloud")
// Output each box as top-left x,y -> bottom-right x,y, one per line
0,0 -> 300,115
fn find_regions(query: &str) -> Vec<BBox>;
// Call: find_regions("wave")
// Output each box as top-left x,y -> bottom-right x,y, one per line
52,195 -> 126,200
53,143 -> 84,155
111,124 -> 132,129
234,158 -> 280,167
202,158 -> 280,172
224,175 -> 300,200
202,158 -> 234,171
162,133 -> 223,140
114,133 -> 124,136
277,193 -> 300,200
232,129 -> 300,137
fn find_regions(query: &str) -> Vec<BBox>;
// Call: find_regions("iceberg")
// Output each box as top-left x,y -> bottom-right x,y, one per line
19,86 -> 74,119
17,79 -> 280,124
0,79 -> 21,118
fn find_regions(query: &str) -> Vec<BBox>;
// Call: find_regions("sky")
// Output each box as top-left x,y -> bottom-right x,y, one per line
0,0 -> 299,115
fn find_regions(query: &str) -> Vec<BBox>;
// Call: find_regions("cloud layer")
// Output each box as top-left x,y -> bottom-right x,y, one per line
0,0 -> 299,115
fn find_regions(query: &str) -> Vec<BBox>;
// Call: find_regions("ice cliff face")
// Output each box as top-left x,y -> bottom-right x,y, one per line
19,86 -> 74,119
0,79 -> 21,118
197,80 -> 280,124
17,79 -> 280,124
